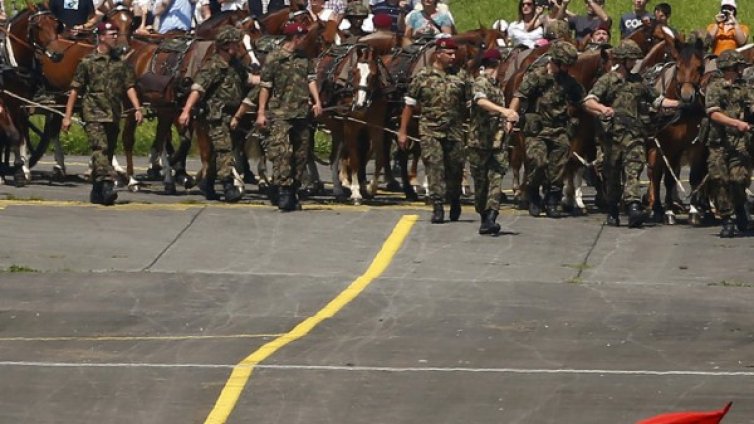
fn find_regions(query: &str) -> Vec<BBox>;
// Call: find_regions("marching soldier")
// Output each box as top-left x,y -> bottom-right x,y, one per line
398,37 -> 469,224
468,49 -> 519,235
241,22 -> 323,212
339,2 -> 370,44
704,49 -> 753,237
179,25 -> 250,203
508,40 -> 585,218
583,40 -> 680,227
63,21 -> 144,206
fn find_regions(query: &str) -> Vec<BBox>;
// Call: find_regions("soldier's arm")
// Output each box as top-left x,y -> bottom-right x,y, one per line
256,87 -> 270,127
582,75 -> 612,117
307,59 -> 322,117
62,88 -> 78,132
126,87 -> 143,124
707,81 -> 750,132
474,79 -> 518,122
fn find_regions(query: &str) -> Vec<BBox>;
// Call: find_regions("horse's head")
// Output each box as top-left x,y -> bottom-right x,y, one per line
668,37 -> 705,103
352,45 -> 379,110
28,10 -> 64,61
625,20 -> 667,55
104,4 -> 134,51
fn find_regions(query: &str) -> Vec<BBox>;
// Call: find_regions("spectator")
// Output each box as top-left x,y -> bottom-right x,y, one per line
366,0 -> 407,34
309,0 -> 339,22
248,0 -> 287,16
535,0 -> 569,32
581,20 -> 611,50
50,0 -> 98,29
620,0 -> 651,38
404,0 -> 452,42
653,3 -> 678,38
507,0 -> 544,48
132,0 -> 156,33
491,18 -> 509,47
567,0 -> 612,42
153,0 -> 194,33
220,0 -> 245,12
706,0 -> 749,56
323,0 -> 346,15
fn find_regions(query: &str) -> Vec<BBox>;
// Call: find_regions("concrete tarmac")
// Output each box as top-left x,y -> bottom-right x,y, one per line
0,157 -> 753,423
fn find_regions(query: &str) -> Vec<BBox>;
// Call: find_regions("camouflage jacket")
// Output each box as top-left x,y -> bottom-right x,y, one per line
514,67 -> 584,135
705,74 -> 754,144
585,70 -> 656,136
469,74 -> 506,149
257,46 -> 316,120
70,51 -> 136,123
191,55 -> 248,122
405,66 -> 470,142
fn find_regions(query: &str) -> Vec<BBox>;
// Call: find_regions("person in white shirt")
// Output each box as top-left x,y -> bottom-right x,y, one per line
507,0 -> 544,48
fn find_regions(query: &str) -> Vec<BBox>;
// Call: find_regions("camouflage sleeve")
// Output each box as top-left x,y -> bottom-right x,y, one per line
191,61 -> 221,94
514,70 -> 538,100
405,69 -> 423,107
123,63 -> 136,90
472,76 -> 491,102
584,72 -> 611,103
259,53 -> 278,89
70,60 -> 88,91
307,58 -> 316,83
705,79 -> 725,115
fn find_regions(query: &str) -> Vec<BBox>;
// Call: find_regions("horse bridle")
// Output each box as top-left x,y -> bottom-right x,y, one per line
27,10 -> 65,62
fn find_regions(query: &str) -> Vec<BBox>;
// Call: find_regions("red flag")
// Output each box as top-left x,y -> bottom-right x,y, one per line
637,402 -> 733,424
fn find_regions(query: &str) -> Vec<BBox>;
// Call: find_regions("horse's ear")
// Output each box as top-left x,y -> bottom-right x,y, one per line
599,45 -> 609,62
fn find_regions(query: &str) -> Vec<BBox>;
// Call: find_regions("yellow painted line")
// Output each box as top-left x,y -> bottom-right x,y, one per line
0,334 -> 283,342
203,214 -> 418,424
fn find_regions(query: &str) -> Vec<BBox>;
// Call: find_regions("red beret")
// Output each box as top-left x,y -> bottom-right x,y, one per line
96,21 -> 116,34
372,13 -> 393,30
595,21 -> 610,33
283,22 -> 308,36
482,49 -> 502,62
435,38 -> 458,50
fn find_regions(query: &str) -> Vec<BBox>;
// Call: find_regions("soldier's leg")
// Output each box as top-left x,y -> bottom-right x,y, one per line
420,136 -> 445,223
290,119 -> 312,190
544,133 -> 570,218
730,138 -> 752,231
486,148 -> 509,213
708,147 -> 734,237
85,122 -> 109,204
602,140 -> 622,225
444,139 -> 465,221
525,136 -> 547,216
208,121 -> 241,202
268,120 -> 295,188
623,138 -> 646,228
467,148 -> 488,215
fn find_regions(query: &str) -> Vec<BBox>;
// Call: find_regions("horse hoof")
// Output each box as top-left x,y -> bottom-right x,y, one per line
352,198 -> 362,206
177,174 -> 196,190
164,182 -> 177,195
14,171 -> 27,188
664,212 -> 676,225
385,180 -> 402,192
128,183 -> 140,193
52,166 -> 66,181
689,212 -> 701,226
651,210 -> 665,223
404,190 -> 418,202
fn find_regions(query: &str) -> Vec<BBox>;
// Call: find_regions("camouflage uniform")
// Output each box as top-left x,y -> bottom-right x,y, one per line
405,66 -> 469,203
70,51 -> 136,183
705,74 -> 753,220
585,70 -> 655,206
191,50 -> 248,184
468,73 -> 508,214
514,64 -> 584,198
257,46 -> 316,188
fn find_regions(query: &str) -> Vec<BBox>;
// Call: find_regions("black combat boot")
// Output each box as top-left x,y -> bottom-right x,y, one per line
734,205 -> 750,232
266,185 -> 279,206
720,217 -> 736,238
527,185 -> 542,217
431,201 -> 444,224
100,180 -> 118,206
90,181 -> 104,204
627,202 -> 645,228
199,178 -> 218,200
605,204 -> 620,227
223,181 -> 242,203
449,198 -> 462,221
479,210 -> 501,235
545,191 -> 563,218
278,186 -> 296,212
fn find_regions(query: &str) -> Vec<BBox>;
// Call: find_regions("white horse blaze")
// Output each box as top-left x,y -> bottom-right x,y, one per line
243,34 -> 260,66
355,62 -> 371,108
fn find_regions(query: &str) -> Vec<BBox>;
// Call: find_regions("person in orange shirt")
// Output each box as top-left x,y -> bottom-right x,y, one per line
706,0 -> 748,56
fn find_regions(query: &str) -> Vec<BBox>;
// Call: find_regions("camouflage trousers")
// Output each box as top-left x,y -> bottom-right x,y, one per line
525,130 -> 569,193
85,122 -> 119,183
267,118 -> 311,188
204,118 -> 236,182
421,136 -> 464,203
603,134 -> 645,206
467,147 -> 508,214
708,137 -> 752,217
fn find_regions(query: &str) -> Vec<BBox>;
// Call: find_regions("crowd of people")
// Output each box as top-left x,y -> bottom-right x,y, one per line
30,0 -> 754,239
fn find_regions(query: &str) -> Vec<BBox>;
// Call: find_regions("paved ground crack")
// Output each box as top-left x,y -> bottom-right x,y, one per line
142,206 -> 206,272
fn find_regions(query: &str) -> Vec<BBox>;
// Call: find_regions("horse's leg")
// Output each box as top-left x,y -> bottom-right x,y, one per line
646,146 -> 664,222
51,115 -> 66,180
329,123 -> 347,201
3,111 -> 24,187
381,131 -> 401,192
302,129 -> 322,195
367,120 -> 386,197
343,122 -> 362,204
121,112 -> 141,191
195,120 -> 213,196
509,133 -> 526,208
156,115 -> 176,195
172,123 -> 195,189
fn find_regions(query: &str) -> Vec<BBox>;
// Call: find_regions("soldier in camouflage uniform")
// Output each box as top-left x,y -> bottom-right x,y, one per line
469,49 -> 519,235
508,40 -> 585,218
583,40 -> 680,227
249,22 -> 323,211
179,25 -> 250,202
398,37 -> 469,224
339,2 -> 369,45
63,21 -> 144,206
704,49 -> 754,237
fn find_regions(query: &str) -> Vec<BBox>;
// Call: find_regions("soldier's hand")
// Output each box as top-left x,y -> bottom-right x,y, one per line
134,109 -> 144,125
256,114 -> 267,128
601,106 -> 615,119
62,117 -> 72,133
735,120 -> 750,133
397,131 -> 408,150
504,121 -> 514,133
230,116 -> 239,130
178,111 -> 191,128
250,75 -> 261,86
312,102 -> 323,117
503,110 -> 519,123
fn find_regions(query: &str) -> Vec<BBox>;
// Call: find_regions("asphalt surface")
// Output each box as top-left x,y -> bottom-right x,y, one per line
0,156 -> 753,424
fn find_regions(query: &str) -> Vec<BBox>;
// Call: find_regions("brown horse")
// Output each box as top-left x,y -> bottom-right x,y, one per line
318,44 -> 387,204
644,36 -> 707,225
623,20 -> 676,55
0,98 -> 25,186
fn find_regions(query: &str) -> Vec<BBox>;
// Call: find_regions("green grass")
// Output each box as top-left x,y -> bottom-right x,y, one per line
4,264 -> 39,272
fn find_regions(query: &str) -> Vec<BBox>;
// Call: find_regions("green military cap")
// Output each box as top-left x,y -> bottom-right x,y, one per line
717,49 -> 748,69
549,40 -> 578,65
345,2 -> 369,17
216,25 -> 244,45
613,40 -> 643,60
544,19 -> 570,41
